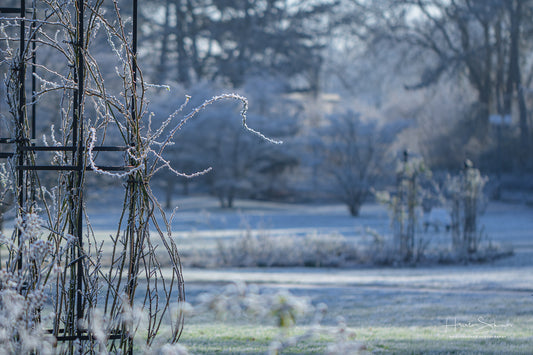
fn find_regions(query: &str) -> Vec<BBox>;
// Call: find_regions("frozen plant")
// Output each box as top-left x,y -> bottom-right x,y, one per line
445,160 -> 488,258
216,231 -> 360,268
0,214 -> 59,355
196,282 -> 266,320
375,152 -> 436,263
269,290 -> 313,328
0,288 -> 56,355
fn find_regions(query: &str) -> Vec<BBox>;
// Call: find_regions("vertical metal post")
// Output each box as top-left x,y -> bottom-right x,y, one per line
16,0 -> 27,272
30,0 -> 37,204
126,3 -> 138,354
68,0 -> 85,339
31,0 -> 36,141
74,0 -> 85,335
132,0 -> 138,75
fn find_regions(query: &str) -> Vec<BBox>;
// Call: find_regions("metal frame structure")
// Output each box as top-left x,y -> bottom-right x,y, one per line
0,0 -> 138,348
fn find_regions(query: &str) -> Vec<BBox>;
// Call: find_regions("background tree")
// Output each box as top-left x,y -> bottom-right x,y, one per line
336,0 -> 533,170
140,0 -> 214,85
314,110 -> 408,216
140,0 -> 334,92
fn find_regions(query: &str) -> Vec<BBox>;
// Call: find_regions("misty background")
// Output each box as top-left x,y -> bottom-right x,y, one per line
2,0 -> 533,213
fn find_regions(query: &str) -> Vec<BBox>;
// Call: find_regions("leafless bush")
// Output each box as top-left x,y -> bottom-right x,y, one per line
313,111 -> 407,217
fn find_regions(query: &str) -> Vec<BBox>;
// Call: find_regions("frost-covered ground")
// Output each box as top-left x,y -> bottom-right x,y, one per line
88,193 -> 532,262
87,192 -> 533,353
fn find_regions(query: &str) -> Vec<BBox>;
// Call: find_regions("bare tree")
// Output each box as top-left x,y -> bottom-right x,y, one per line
338,0 -> 532,164
316,110 -> 407,216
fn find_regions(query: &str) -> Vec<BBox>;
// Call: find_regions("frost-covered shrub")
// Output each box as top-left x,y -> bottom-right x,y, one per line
216,231 -> 360,268
445,160 -> 488,258
195,281 -> 314,328
375,154 -> 436,263
0,214 -> 59,355
0,288 -> 56,355
357,228 -> 396,265
374,157 -> 508,264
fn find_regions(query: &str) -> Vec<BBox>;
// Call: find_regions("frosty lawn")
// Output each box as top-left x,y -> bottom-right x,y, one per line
179,266 -> 533,353
87,194 -> 533,353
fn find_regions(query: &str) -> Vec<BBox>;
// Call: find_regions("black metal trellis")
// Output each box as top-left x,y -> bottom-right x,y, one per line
0,0 -> 138,348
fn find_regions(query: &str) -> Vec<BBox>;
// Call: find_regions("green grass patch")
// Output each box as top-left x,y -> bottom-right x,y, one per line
180,323 -> 328,354
177,318 -> 532,354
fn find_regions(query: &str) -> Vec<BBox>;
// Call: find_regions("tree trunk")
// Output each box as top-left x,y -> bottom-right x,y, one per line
513,1 -> 529,169
157,0 -> 171,83
348,203 -> 360,217
517,84 -> 529,169
165,178 -> 175,210
506,0 -> 529,170
218,195 -> 226,208
186,0 -> 204,80
175,0 -> 190,85
227,186 -> 235,209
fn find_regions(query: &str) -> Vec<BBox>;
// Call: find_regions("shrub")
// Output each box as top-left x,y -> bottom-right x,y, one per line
216,231 -> 360,268
375,153 -> 436,263
445,160 -> 488,258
